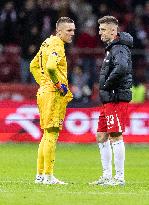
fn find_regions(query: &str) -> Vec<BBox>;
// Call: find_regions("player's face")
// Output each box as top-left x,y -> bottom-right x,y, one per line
57,23 -> 75,43
99,23 -> 116,43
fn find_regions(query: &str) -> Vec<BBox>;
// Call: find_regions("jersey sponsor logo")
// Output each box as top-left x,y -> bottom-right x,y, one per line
103,58 -> 109,63
106,51 -> 110,56
103,51 -> 110,62
107,126 -> 114,130
52,52 -> 58,56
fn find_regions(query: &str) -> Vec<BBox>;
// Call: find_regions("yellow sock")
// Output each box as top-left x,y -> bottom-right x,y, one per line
37,131 -> 46,174
43,128 -> 59,175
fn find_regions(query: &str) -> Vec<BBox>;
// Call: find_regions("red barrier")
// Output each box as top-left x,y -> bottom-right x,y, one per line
0,100 -> 149,143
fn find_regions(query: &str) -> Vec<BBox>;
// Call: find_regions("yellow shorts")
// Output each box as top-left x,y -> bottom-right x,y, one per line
37,87 -> 72,130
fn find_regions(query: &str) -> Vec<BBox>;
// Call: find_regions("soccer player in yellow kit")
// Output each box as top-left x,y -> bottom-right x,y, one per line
30,17 -> 75,185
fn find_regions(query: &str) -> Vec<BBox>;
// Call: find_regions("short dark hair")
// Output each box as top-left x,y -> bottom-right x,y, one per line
98,16 -> 118,25
56,17 -> 74,27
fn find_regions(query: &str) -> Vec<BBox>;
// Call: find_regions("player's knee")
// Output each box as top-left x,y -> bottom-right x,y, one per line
96,132 -> 109,143
109,132 -> 123,142
44,127 -> 59,144
109,132 -> 122,138
47,127 -> 59,133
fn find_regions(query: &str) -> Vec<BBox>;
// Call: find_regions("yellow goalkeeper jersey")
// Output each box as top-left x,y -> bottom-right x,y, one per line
30,35 -> 71,93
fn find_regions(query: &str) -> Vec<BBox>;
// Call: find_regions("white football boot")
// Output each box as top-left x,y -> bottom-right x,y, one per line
102,177 -> 125,186
35,174 -> 44,184
89,176 -> 112,185
43,175 -> 68,185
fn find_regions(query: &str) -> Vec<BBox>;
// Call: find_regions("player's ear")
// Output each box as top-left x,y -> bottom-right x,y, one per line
110,29 -> 114,37
56,28 -> 61,36
111,27 -> 117,36
56,27 -> 59,33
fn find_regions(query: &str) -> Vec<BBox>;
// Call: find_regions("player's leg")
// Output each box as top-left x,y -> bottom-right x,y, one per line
35,91 -> 45,184
106,132 -> 125,186
42,93 -> 68,185
97,108 -> 112,181
43,127 -> 59,176
35,131 -> 45,184
103,102 -> 128,186
97,132 -> 112,180
42,127 -> 67,185
89,132 -> 112,185
89,107 -> 112,185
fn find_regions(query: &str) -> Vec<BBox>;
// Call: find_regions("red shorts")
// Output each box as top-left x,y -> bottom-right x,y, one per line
97,102 -> 129,133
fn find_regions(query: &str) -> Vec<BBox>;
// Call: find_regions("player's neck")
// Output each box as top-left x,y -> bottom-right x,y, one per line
56,33 -> 65,44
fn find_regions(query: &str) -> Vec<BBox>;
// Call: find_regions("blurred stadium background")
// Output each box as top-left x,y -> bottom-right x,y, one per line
0,1 -> 149,205
0,0 -> 149,104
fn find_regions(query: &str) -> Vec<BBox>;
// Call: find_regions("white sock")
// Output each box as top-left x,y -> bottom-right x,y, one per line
112,140 -> 125,180
98,140 -> 112,179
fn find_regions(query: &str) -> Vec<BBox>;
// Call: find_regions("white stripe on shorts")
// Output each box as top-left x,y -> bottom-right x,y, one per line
116,113 -> 122,132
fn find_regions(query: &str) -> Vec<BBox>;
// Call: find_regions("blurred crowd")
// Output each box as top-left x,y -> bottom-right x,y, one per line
0,0 -> 149,105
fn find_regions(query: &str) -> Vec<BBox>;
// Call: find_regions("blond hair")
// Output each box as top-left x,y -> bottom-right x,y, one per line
56,17 -> 74,28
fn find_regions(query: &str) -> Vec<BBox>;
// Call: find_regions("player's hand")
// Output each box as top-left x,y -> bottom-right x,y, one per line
55,82 -> 68,96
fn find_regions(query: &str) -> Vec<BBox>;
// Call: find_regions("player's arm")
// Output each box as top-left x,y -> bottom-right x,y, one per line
46,52 -> 68,96
46,52 -> 59,84
30,52 -> 41,85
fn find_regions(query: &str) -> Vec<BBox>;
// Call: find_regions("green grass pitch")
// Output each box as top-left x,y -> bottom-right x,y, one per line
0,143 -> 149,205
